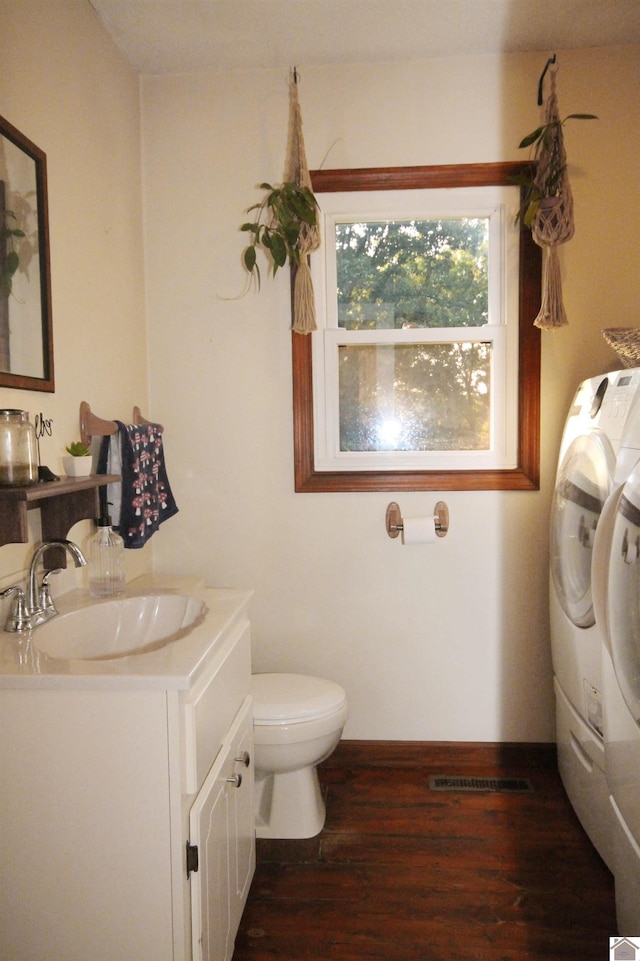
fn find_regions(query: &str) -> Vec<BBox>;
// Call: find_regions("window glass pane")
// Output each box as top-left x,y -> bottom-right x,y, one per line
338,343 -> 491,452
336,219 -> 489,330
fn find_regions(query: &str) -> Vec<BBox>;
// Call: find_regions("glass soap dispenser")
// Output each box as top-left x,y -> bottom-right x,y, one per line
88,504 -> 125,597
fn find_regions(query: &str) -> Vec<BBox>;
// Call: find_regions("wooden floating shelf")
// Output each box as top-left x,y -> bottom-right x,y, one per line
0,474 -> 120,552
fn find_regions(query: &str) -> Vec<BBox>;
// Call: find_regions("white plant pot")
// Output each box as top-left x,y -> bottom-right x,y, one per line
63,455 -> 93,477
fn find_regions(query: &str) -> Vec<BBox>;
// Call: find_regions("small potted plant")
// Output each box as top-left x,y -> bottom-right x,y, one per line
62,441 -> 93,477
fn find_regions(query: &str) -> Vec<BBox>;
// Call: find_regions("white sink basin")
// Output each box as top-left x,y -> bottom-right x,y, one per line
34,593 -> 207,661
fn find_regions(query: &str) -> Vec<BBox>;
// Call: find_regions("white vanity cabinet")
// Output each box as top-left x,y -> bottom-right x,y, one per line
0,586 -> 255,961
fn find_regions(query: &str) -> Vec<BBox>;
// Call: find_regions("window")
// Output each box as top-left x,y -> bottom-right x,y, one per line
292,164 -> 541,492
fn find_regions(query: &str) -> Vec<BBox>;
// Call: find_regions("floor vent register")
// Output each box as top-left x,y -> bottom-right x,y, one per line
428,775 -> 534,793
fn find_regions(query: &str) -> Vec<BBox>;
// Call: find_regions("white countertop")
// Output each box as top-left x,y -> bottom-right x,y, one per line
0,574 -> 252,690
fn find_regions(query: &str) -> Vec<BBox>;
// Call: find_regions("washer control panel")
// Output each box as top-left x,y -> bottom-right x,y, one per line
591,368 -> 640,442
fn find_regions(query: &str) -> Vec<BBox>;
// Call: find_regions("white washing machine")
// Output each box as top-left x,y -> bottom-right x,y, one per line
593,384 -> 640,933
551,367 -> 640,872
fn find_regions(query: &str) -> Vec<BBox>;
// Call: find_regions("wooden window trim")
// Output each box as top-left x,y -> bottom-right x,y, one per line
292,162 -> 541,493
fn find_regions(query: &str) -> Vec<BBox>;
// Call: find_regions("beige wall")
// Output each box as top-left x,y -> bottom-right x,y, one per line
0,0 -> 150,589
2,1 -> 639,742
141,47 -> 640,741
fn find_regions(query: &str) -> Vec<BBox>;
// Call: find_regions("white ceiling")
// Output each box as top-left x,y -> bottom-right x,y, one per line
88,0 -> 640,75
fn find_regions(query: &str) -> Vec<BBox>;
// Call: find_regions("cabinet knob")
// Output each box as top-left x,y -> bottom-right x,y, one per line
235,751 -> 251,768
226,773 -> 243,788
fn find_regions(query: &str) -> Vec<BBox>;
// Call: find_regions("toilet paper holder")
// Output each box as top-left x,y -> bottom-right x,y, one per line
385,501 -> 449,539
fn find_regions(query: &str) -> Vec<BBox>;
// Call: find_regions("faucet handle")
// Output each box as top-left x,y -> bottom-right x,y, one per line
39,569 -> 62,621
1,586 -> 31,633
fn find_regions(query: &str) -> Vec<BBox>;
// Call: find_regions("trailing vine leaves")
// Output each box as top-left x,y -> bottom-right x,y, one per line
240,181 -> 318,290
1,209 -> 24,297
513,113 -> 597,228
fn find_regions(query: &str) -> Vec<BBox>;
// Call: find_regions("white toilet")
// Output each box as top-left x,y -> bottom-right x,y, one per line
251,673 -> 348,839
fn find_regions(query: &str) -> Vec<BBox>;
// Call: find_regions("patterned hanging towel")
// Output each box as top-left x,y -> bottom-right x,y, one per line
98,422 -> 178,549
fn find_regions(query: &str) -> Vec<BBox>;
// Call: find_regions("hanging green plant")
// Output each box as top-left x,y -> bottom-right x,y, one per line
240,181 -> 318,290
512,113 -> 597,229
512,56 -> 598,329
1,209 -> 24,297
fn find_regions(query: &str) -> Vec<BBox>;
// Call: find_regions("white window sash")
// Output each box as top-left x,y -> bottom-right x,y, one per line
311,185 -> 520,473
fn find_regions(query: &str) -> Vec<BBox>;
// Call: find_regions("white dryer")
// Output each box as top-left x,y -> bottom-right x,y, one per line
594,384 -> 640,933
551,367 -> 640,872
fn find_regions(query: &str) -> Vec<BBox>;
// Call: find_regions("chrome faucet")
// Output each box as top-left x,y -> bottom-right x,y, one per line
1,539 -> 87,633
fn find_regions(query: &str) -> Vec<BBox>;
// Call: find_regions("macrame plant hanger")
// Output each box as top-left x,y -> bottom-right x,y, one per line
532,57 -> 574,329
283,68 -> 321,334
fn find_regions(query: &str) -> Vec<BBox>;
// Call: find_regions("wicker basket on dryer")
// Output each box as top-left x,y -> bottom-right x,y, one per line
602,328 -> 640,369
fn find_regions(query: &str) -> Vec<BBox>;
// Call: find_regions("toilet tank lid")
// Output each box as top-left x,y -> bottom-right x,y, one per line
251,673 -> 347,723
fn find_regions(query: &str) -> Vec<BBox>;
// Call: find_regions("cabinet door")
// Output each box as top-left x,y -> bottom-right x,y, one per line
189,742 -> 233,961
227,696 -> 256,937
188,697 -> 256,961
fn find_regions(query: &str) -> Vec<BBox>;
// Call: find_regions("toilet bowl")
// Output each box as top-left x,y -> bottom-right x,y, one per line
251,673 -> 348,839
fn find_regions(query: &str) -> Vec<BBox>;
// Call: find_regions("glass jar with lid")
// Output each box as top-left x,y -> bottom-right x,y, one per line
0,410 -> 38,486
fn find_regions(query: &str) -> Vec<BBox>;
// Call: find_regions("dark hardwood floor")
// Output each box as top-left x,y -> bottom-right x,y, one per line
233,740 -> 616,960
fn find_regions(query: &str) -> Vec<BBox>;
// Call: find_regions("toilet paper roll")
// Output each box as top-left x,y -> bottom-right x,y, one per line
401,516 -> 436,545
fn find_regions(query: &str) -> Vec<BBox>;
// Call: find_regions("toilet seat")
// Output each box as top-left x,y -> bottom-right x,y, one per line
252,673 -> 347,725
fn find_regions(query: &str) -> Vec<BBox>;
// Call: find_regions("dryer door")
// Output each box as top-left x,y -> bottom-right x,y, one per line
551,432 -> 615,628
605,461 -> 640,723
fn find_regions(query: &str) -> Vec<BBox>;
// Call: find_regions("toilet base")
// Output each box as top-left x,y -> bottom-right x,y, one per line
255,766 -> 326,839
